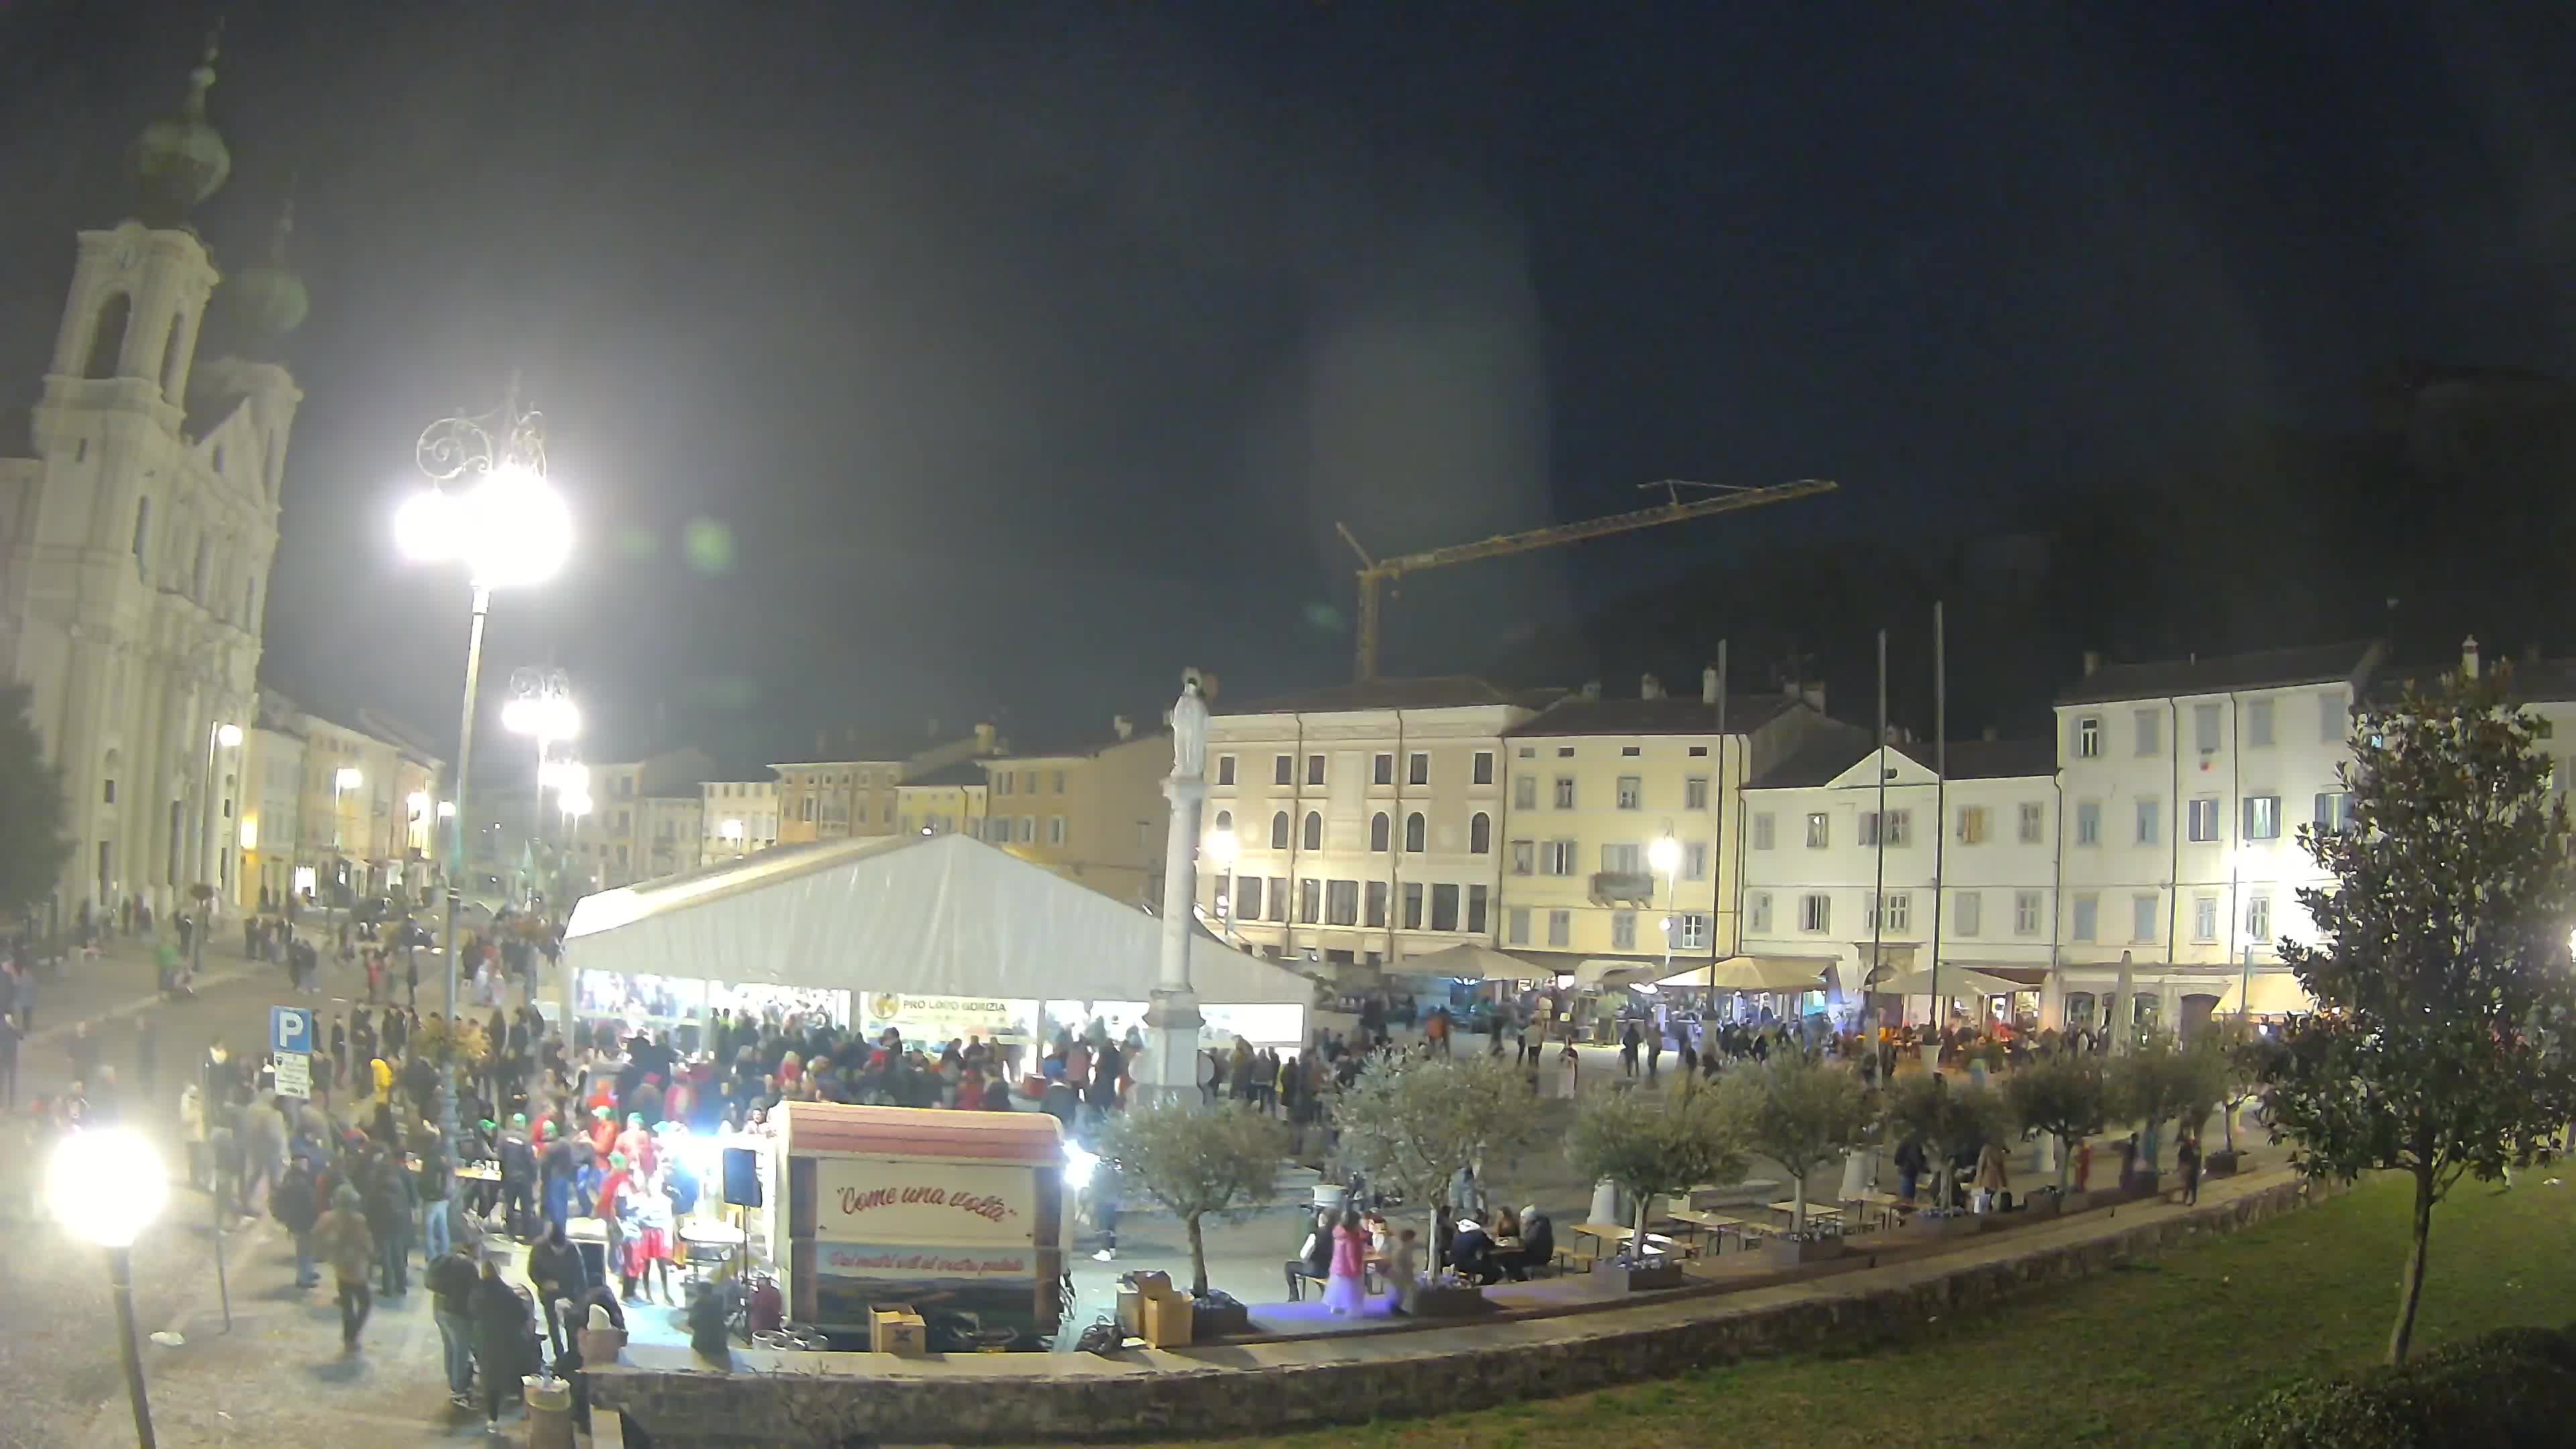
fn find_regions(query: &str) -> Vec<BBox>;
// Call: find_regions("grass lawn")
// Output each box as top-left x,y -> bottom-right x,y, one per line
1177,1171 -> 2576,1449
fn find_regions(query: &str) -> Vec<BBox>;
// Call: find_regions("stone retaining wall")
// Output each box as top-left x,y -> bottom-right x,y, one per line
590,1172 -> 2324,1446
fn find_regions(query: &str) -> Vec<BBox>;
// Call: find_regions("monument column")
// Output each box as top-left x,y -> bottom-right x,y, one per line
1136,673 -> 1211,1103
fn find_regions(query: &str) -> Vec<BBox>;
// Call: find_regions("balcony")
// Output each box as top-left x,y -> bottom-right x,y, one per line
1589,870 -> 1656,906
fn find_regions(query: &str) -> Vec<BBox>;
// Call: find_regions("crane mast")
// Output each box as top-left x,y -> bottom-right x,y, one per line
1337,476 -> 1839,681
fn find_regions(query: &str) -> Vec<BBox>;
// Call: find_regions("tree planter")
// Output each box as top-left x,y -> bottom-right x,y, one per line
1902,1213 -> 1982,1240
1758,1237 -> 1845,1269
1609,1258 -> 1688,1291
2205,1148 -> 2243,1177
2018,1193 -> 2065,1222
1411,1283 -> 1489,1316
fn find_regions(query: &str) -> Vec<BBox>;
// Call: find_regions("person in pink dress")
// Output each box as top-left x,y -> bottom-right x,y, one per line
1322,1208 -> 1370,1316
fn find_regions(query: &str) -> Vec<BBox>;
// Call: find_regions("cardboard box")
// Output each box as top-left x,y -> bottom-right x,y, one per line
1138,1292 -> 1195,1348
1128,1270 -> 1175,1299
869,1305 -> 928,1356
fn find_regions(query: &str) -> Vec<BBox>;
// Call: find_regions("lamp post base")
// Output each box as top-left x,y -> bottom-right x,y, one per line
108,1243 -> 156,1449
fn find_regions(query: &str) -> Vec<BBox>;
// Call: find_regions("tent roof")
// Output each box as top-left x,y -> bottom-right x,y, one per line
563,832 -> 1314,1007
1403,943 -> 1548,982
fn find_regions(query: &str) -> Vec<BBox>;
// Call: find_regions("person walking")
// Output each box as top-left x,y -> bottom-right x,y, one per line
312,1183 -> 376,1353
1974,1138 -> 2010,1214
2177,1132 -> 2204,1207
526,1221 -> 588,1363
366,1158 -> 415,1296
272,1156 -> 322,1288
427,1240 -> 481,1409
1618,1020 -> 1640,1078
470,1254 -> 539,1434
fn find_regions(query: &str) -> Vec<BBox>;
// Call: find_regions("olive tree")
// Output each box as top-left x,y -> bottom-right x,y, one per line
1100,1099 -> 1290,1297
1565,1081 -> 1748,1259
1716,1053 -> 1873,1235
2109,1031 -> 2228,1171
2266,665 -> 2576,1364
1882,1072 -> 2006,1211
1332,1050 -> 1543,1277
2003,1051 -> 2109,1196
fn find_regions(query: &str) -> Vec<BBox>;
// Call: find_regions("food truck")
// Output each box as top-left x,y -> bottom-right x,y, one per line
767,1100 -> 1069,1351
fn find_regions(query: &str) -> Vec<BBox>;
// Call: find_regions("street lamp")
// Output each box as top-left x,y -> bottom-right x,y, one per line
1203,826 -> 1238,939
398,384 -> 571,1191
1648,830 -> 1682,983
504,667 -> 580,910
50,1128 -> 168,1448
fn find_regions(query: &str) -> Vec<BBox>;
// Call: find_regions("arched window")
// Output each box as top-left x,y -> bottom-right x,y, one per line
85,294 -> 131,380
1271,811 -> 1290,850
1370,812 -> 1391,851
1212,809 -> 1232,835
1469,812 -> 1492,854
1405,812 -> 1426,853
101,748 -> 120,806
1302,811 -> 1323,851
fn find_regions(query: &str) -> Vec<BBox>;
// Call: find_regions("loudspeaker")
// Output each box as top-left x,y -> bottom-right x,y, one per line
722,1145 -> 762,1208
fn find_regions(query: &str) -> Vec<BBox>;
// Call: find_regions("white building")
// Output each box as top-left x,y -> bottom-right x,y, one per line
701,777 -> 780,859
0,50 -> 305,926
2051,641 -> 2383,1036
1202,678 -> 1554,972
1740,732 -> 2059,1019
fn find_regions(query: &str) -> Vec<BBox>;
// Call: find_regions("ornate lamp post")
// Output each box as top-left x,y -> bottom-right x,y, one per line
502,666 -> 580,910
50,1128 -> 169,1447
395,386 -> 572,1182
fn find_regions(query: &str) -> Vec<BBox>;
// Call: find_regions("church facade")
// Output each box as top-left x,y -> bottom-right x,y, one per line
0,44 -> 306,926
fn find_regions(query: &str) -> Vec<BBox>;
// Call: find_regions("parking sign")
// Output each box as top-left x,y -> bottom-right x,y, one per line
271,1006 -> 312,1057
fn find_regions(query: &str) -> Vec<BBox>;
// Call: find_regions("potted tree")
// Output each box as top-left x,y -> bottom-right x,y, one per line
2202,1019 -> 2275,1176
1564,1082 -> 1748,1289
1882,1073 -> 2006,1236
2002,1051 -> 2109,1215
1717,1053 -> 1872,1263
1099,1099 -> 1290,1340
2109,1032 -> 2229,1199
1333,1051 -> 1544,1313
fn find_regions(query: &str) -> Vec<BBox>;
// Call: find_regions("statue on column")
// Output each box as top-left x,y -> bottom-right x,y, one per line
1170,671 -> 1209,780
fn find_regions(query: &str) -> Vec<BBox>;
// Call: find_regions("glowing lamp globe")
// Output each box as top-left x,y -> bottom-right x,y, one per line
397,463 -> 573,589
48,1128 -> 168,1248
1203,826 -> 1238,869
215,722 -> 244,748
504,695 -> 582,741
334,767 -> 362,791
1648,836 -> 1682,875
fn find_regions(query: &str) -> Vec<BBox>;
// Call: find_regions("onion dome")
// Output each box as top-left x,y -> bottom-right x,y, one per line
130,37 -> 231,228
225,194 -> 309,341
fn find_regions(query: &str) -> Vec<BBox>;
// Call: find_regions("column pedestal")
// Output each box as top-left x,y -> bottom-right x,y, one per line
1134,986 -> 1204,1105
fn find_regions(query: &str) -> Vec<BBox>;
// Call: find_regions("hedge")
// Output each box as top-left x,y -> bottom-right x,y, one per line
2222,1323 -> 2576,1448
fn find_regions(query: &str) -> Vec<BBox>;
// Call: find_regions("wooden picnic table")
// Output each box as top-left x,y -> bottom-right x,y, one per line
1769,1201 -> 1843,1222
1666,1208 -> 1760,1253
1572,1222 -> 1676,1258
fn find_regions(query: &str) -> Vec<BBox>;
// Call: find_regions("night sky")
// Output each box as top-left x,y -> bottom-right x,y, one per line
6,3 -> 2576,766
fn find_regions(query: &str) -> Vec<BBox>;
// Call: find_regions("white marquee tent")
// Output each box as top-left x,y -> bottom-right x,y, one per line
563,831 -> 1317,1009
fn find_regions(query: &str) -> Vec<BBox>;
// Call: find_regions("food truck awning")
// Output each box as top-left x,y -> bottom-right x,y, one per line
777,1101 -> 1063,1163
563,832 -> 1313,1006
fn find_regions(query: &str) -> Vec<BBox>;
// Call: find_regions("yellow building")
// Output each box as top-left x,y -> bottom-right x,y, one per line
774,723 -> 1002,845
893,761 -> 989,837
1497,673 -> 1834,975
976,718 -> 1169,907
238,687 -> 444,911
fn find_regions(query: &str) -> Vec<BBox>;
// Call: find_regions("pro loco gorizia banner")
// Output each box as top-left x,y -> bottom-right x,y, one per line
814,1159 -> 1033,1246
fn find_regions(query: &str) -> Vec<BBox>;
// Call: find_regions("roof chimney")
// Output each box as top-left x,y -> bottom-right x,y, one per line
2462,635 -> 2481,680
973,721 -> 996,752
1580,680 -> 1601,701
1640,673 -> 1664,700
1113,714 -> 1134,741
2081,650 -> 2102,678
1702,665 -> 1720,705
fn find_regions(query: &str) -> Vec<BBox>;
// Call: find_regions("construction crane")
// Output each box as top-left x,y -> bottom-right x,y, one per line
1335,477 -> 1839,682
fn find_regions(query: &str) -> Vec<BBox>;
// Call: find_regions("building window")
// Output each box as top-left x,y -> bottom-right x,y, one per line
2320,691 -> 2347,743
1238,876 -> 1265,922
1805,812 -> 1829,848
1621,745 -> 1641,757
2014,890 -> 2041,936
1670,912 -> 1709,950
2194,702 -> 2221,753
1430,883 -> 1460,931
1955,891 -> 1982,936
1557,746 -> 1574,757
1274,755 -> 1293,786
2243,794 -> 2281,841
1753,812 -> 1775,849
2074,716 -> 2100,759
2188,797 -> 2220,843
1507,906 -> 1531,945
1861,810 -> 1911,847
1543,839 -> 1576,875
2076,800 -> 2101,846
1408,753 -> 1430,786
1271,812 -> 1290,849
1046,816 -> 1066,845
2134,708 -> 2161,756
1601,842 -> 1642,874
103,777 -> 115,805
1371,812 -> 1391,851
1685,775 -> 1710,810
1217,755 -> 1236,786
1682,841 -> 1708,881
1469,812 -> 1492,854
1509,839 -> 1534,875
1799,894 -> 1831,932
2313,792 -> 2355,831
2132,894 -> 2159,943
1326,879 -> 1358,926
1466,883 -> 1488,934
801,799 -> 814,822
1267,877 -> 1288,922
1365,879 -> 1388,927
1957,805 -> 1988,844
1472,751 -> 1495,786
1306,754 -> 1326,786
1213,808 -> 1232,835
2135,796 -> 2160,846
1404,812 -> 1426,852
2072,894 -> 2098,941
2247,893 -> 2271,942
996,772 -> 1013,796
1884,892 -> 1911,931
1748,892 -> 1772,933
1299,878 -> 1322,923
1303,811 -> 1323,850
2193,894 -> 2218,942
1547,909 -> 1570,947
1611,910 -> 1637,951
1616,775 -> 1642,810
1374,753 -> 1394,786
1513,776 -> 1536,810
2245,699 -> 2274,747
1553,777 -> 1575,809
2019,802 -> 2044,843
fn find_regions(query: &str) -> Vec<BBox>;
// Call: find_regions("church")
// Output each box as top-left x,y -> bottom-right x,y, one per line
0,42 -> 306,928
